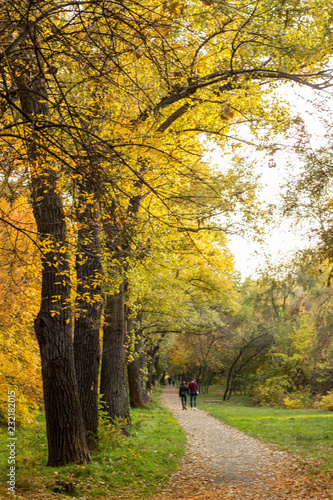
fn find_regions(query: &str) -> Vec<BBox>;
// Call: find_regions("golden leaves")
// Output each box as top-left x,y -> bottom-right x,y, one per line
0,196 -> 42,425
162,1 -> 187,17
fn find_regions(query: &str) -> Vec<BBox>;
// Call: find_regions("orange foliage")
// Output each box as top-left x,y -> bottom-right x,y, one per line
0,196 -> 42,425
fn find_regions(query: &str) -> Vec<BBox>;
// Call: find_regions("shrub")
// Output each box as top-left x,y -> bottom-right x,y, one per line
250,375 -> 296,407
97,398 -> 129,454
282,394 -> 308,409
318,390 -> 333,411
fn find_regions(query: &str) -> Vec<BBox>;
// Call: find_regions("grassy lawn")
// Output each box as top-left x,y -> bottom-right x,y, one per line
199,388 -> 333,473
0,390 -> 186,499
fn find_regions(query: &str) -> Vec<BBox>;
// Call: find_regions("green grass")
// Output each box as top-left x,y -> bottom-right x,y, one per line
199,388 -> 333,473
0,390 -> 186,499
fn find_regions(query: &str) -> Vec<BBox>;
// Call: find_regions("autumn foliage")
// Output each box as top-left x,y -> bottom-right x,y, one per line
0,197 -> 42,425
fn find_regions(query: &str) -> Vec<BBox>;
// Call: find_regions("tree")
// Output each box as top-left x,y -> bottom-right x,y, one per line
73,182 -> 103,449
283,139 -> 333,282
222,327 -> 273,400
1,3 -> 91,465
127,312 -> 150,408
20,85 -> 91,465
241,255 -> 333,404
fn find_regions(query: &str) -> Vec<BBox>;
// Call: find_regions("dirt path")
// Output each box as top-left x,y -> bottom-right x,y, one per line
156,386 -> 333,500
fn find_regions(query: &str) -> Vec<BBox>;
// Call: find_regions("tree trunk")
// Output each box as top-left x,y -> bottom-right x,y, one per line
146,334 -> 166,390
100,282 -> 130,424
74,186 -> 103,450
99,185 -> 143,423
127,316 -> 150,408
160,372 -> 166,385
30,161 -> 91,465
35,308 -> 91,466
146,347 -> 156,390
18,75 -> 90,465
146,359 -> 153,391
151,355 -> 160,387
224,369 -> 234,401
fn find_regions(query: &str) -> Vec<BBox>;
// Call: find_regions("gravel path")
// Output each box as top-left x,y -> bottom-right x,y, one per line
156,386 -> 333,500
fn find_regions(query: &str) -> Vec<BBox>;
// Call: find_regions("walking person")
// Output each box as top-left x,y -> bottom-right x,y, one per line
179,381 -> 189,410
188,379 -> 198,409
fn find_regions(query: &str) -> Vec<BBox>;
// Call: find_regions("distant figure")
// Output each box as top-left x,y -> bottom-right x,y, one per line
172,377 -> 175,386
168,377 -> 172,385
188,379 -> 198,410
179,381 -> 189,410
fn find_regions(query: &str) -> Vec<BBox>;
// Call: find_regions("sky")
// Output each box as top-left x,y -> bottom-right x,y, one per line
227,167 -> 309,279
218,84 -> 329,279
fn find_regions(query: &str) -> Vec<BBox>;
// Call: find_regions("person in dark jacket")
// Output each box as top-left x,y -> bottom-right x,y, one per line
179,381 -> 189,410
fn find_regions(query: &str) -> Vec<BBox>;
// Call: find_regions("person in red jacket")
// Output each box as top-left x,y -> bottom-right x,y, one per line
188,379 -> 198,409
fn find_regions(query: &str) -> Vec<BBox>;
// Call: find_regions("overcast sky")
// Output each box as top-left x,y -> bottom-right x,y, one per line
221,84 -> 329,279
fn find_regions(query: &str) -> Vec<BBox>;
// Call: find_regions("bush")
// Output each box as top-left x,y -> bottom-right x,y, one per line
97,398 -> 129,453
282,393 -> 310,409
318,390 -> 333,411
250,375 -> 296,407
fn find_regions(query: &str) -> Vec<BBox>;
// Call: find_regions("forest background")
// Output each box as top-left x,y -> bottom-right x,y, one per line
1,0 -> 333,475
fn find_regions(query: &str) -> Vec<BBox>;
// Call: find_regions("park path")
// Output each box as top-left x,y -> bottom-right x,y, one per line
155,386 -> 333,500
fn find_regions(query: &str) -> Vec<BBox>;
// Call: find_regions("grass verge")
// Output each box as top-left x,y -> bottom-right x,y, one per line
0,390 -> 186,499
199,388 -> 333,474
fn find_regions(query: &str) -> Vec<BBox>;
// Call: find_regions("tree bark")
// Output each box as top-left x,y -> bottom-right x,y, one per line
74,186 -> 103,450
18,74 -> 91,465
151,355 -> 160,387
146,334 -> 165,390
100,282 -> 130,424
99,184 -> 143,423
127,316 -> 150,408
